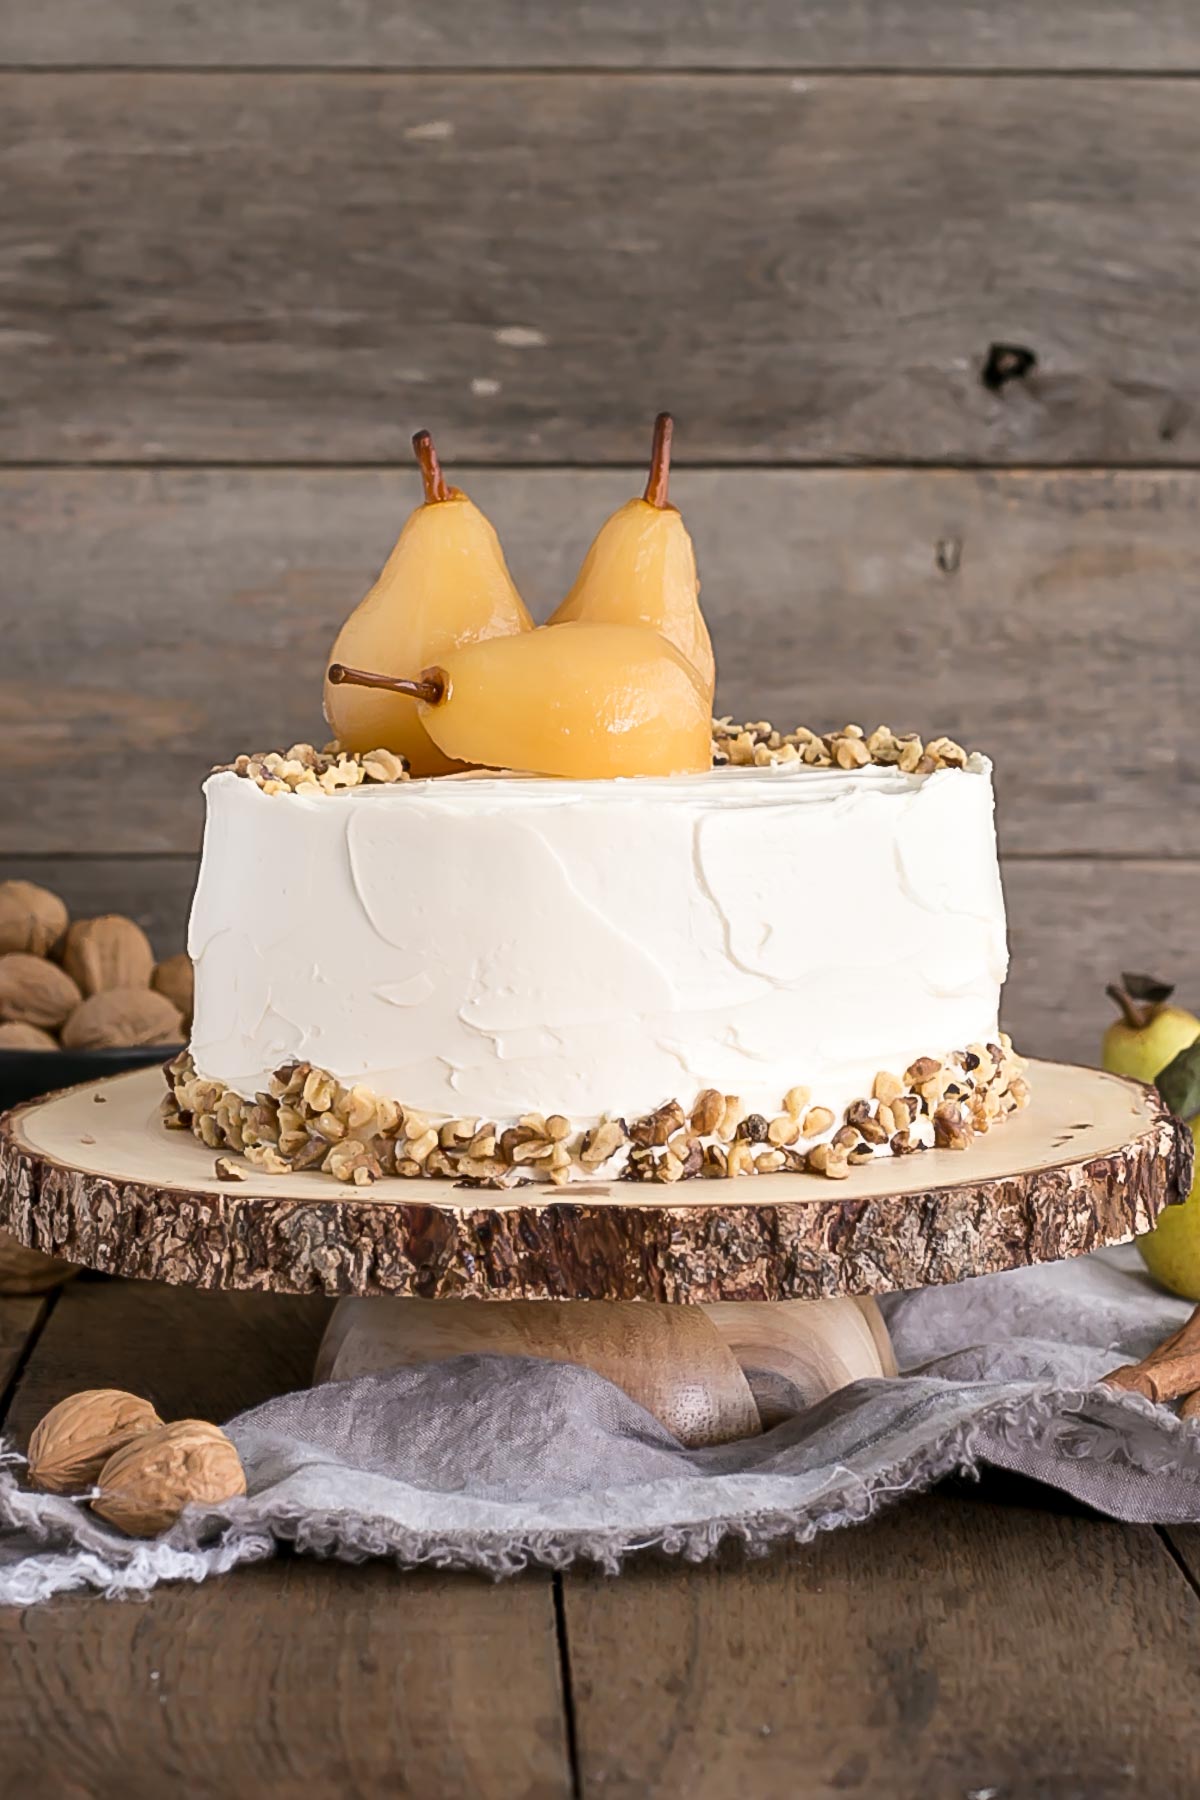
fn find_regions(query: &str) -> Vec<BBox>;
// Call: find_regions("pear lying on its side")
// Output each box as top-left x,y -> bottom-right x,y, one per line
329,621 -> 713,781
324,431 -> 532,775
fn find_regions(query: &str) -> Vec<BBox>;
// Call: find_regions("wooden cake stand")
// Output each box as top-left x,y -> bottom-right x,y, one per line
0,1061 -> 1190,1446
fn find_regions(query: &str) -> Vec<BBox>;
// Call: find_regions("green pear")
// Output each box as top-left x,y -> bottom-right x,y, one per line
1102,974 -> 1200,1087
1138,1041 -> 1200,1300
1137,1119 -> 1200,1300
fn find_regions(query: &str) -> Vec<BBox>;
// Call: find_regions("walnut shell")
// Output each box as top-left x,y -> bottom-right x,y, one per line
0,881 -> 68,958
0,1021 -> 59,1051
151,953 -> 194,1026
27,1388 -> 163,1493
0,1231 -> 77,1296
92,1420 -> 246,1537
60,987 -> 183,1050
0,953 -> 82,1029
62,915 -> 155,997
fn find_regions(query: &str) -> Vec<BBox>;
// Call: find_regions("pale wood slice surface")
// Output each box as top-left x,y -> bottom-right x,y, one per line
0,1061 -> 1189,1303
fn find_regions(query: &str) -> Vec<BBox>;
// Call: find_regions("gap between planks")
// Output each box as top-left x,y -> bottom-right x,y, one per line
10,459 -> 1200,473
4,65 -> 1200,79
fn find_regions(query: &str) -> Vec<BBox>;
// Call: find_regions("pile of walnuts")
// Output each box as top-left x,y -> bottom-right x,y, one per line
0,879 -> 192,1053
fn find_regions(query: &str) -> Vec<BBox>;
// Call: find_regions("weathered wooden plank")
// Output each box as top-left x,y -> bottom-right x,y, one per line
5,2 -> 1199,71
1002,861 -> 1200,1065
0,1295 -> 47,1408
0,1277 -> 572,1800
3,1278 -> 333,1439
1164,1527 -> 1200,1595
562,1496 -> 1200,1799
3,467 -> 1197,856
0,1557 -> 572,1800
2,74 -> 1198,464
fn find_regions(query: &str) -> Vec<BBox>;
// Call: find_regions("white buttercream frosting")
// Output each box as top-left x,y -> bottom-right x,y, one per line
188,759 -> 1009,1127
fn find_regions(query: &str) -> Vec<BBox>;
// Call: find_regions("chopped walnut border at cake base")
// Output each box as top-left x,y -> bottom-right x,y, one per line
163,1040 -> 1029,1189
217,722 -> 972,794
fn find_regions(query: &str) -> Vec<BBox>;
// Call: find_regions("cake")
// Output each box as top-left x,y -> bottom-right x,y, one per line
166,420 -> 1027,1186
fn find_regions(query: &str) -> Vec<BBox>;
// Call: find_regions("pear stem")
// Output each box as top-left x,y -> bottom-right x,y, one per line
1106,982 -> 1151,1033
412,430 -> 451,505
643,412 -> 674,508
327,662 -> 447,706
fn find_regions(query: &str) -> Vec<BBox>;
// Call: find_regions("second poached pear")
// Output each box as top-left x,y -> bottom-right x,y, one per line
548,415 -> 715,695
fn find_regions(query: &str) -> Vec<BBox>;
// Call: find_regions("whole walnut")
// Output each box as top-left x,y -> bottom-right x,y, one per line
60,987 -> 183,1050
62,915 -> 155,997
27,1389 -> 163,1493
0,881 -> 68,958
0,953 -> 81,1029
92,1420 -> 246,1537
151,953 -> 194,1025
0,1021 -> 58,1051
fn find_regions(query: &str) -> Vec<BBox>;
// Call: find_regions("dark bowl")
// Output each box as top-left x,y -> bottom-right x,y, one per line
0,1044 -> 183,1114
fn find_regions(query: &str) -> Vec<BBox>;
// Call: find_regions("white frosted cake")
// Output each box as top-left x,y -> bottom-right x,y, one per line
165,418 -> 1027,1186
168,724 -> 1025,1187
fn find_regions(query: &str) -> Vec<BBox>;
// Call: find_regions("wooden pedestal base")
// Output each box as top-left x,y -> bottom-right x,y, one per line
314,1295 -> 898,1447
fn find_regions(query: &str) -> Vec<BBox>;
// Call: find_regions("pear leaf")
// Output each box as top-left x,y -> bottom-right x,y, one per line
1156,1042 -> 1200,1120
1123,972 -> 1175,1004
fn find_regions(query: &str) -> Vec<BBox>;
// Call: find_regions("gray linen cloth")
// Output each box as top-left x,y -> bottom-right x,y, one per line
2,1244 -> 1200,1604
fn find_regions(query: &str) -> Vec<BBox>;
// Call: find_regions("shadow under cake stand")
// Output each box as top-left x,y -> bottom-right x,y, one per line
0,1061 -> 1190,1447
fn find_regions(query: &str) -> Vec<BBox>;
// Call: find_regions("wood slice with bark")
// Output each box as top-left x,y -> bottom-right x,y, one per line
0,1062 -> 1188,1303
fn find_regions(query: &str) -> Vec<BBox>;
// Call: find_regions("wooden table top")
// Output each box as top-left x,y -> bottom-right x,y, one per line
3,1274 -> 1200,1799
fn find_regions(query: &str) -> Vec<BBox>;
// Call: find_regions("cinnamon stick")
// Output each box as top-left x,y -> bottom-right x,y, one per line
1103,1349 -> 1200,1406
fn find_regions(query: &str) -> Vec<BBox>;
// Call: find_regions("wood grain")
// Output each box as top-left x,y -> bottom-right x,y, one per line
3,1279 -> 332,1441
0,1294 -> 47,1407
1002,861 -> 1200,1066
0,1558 -> 571,1800
317,1297 -> 764,1447
3,75 -> 1198,464
562,1496 -> 1200,1798
1164,1527 -> 1200,1598
0,1277 -> 571,1800
4,467 -> 1198,857
6,1 -> 1198,71
0,1061 -> 1187,1302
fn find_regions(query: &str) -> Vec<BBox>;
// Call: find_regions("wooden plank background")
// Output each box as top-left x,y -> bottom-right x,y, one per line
1,9 -> 1198,1066
3,74 -> 1199,465
5,1 -> 1200,70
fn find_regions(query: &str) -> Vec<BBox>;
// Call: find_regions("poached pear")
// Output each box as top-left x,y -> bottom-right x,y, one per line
324,430 -> 532,775
548,414 -> 715,695
328,621 -> 713,780
1102,974 -> 1200,1087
